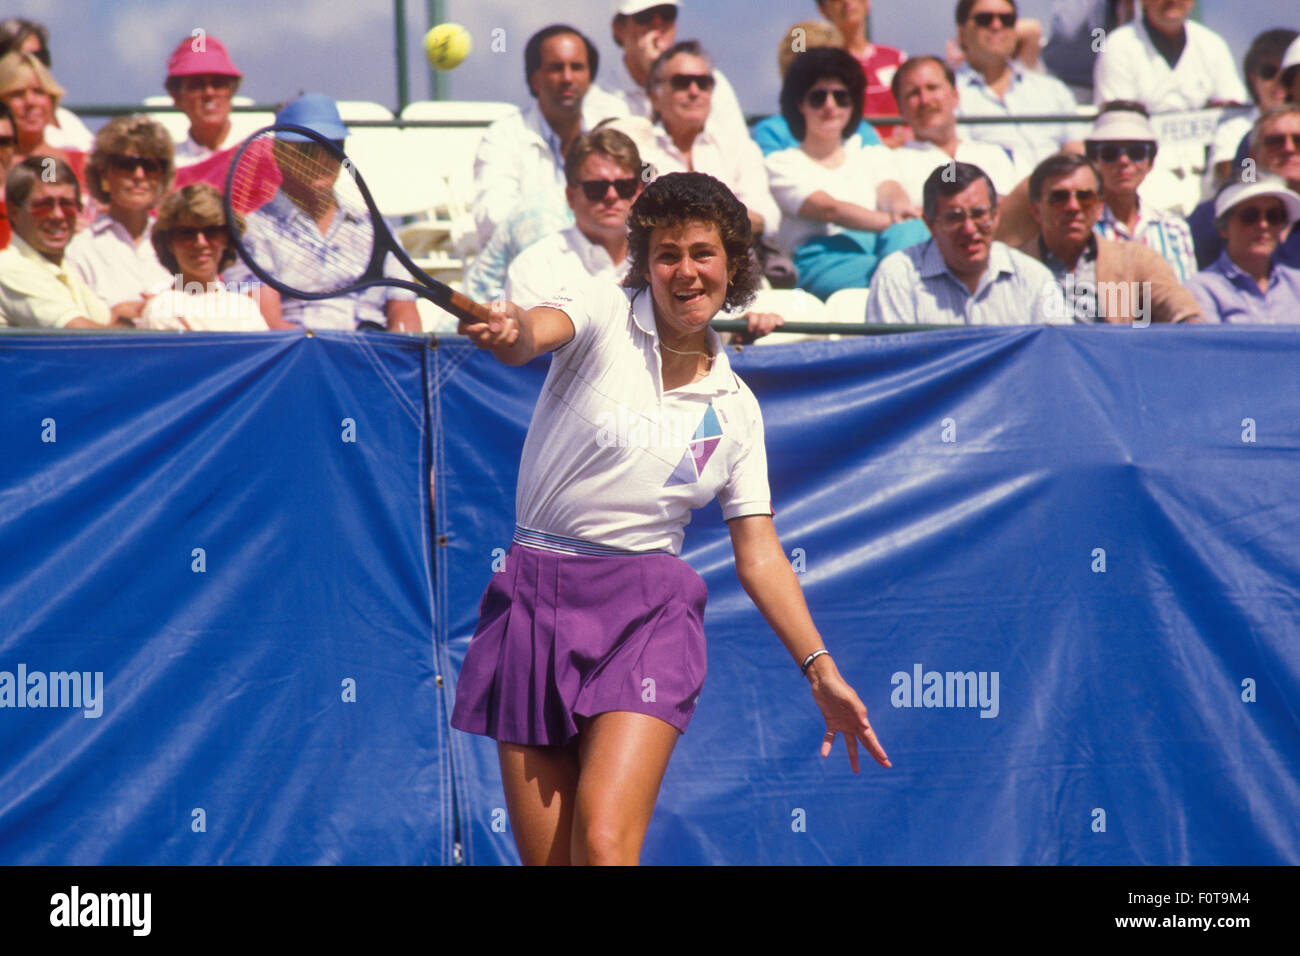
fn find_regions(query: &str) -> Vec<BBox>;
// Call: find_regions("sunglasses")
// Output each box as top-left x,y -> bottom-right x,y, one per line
0,135 -> 15,149
632,5 -> 677,26
578,178 -> 638,201
180,74 -> 237,93
1088,142 -> 1155,163
805,88 -> 852,109
937,206 -> 993,229
1233,205 -> 1288,227
108,154 -> 166,176
1046,188 -> 1099,208
1262,132 -> 1300,151
172,224 -> 228,243
666,73 -> 714,93
969,11 -> 1017,28
1253,63 -> 1280,81
24,197 -> 79,217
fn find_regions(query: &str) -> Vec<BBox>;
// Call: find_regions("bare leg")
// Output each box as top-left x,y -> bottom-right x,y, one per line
570,711 -> 680,866
497,738 -> 580,866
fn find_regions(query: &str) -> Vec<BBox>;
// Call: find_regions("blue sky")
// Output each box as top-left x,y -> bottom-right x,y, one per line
13,0 -> 1290,122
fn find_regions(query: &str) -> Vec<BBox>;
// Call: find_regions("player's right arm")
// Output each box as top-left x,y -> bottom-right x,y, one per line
459,301 -> 574,366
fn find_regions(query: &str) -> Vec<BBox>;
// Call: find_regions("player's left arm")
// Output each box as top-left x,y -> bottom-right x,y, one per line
728,514 -> 890,770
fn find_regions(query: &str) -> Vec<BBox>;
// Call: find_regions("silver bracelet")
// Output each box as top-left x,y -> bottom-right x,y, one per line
800,649 -> 830,676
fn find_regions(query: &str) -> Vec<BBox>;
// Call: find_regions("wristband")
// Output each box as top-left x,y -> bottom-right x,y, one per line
800,649 -> 830,676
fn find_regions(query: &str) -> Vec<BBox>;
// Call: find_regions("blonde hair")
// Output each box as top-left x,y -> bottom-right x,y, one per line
777,20 -> 841,78
0,50 -> 63,108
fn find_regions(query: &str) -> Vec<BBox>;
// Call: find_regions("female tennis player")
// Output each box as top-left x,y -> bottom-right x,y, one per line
451,171 -> 889,866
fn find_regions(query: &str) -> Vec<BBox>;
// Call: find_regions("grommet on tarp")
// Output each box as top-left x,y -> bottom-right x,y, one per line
304,328 -> 315,338
437,534 -> 448,546
435,675 -> 444,688
428,335 -> 439,350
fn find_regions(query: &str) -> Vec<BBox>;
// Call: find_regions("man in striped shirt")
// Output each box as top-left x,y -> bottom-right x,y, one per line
1085,103 -> 1197,281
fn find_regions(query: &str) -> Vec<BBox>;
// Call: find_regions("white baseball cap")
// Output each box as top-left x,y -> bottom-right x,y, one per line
615,1 -> 681,16
1213,174 -> 1300,224
1280,35 -> 1300,87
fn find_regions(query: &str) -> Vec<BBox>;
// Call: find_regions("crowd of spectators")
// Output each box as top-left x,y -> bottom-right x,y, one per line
2,1 -> 1299,334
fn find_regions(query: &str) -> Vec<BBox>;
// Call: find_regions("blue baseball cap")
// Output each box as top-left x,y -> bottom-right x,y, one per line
275,93 -> 349,142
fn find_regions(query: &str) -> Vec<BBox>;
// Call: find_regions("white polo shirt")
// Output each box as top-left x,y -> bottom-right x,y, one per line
894,138 -> 1019,207
515,279 -> 772,555
1093,19 -> 1247,114
505,226 -> 626,310
65,214 -> 174,309
0,235 -> 111,328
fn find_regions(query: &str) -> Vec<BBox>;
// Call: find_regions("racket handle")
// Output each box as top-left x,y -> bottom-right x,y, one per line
444,290 -> 496,326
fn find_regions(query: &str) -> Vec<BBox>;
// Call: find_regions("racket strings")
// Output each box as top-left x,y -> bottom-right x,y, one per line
228,131 -> 377,296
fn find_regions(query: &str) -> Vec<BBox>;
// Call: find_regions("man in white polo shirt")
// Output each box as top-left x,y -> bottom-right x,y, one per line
891,55 -> 1018,206
506,126 -> 642,309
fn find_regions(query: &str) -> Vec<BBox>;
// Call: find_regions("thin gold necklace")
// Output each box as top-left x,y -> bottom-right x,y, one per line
660,341 -> 713,363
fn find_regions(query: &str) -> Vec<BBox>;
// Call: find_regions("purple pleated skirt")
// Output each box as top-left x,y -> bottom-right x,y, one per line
450,534 -> 708,746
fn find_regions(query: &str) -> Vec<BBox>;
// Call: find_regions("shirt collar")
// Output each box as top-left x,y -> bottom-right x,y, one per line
9,233 -> 66,273
563,226 -> 618,276
1215,250 -> 1274,290
1038,233 -> 1098,271
918,237 -> 1013,284
627,286 -> 739,397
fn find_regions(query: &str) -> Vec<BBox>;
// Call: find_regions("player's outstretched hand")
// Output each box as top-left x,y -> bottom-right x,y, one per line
807,656 -> 891,772
459,299 -> 522,351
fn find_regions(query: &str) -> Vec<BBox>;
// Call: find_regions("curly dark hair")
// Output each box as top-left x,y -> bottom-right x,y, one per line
623,171 -> 759,313
780,47 -> 865,143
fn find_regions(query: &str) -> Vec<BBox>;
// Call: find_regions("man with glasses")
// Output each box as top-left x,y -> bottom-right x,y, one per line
1086,102 -> 1196,281
0,156 -> 110,328
866,161 -> 1065,325
620,41 -> 778,239
1186,175 -> 1300,324
163,34 -> 243,168
952,0 -> 1081,180
222,94 -> 420,332
1017,152 -> 1200,324
472,24 -> 625,245
600,1 -> 749,146
505,127 -> 644,309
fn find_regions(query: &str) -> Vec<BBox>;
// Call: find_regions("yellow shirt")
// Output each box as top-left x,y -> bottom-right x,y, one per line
0,234 -> 111,328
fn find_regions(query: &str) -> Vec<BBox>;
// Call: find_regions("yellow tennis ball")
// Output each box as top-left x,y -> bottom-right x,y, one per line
425,23 -> 471,71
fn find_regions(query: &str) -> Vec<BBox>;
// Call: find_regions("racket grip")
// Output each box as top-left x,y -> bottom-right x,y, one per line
444,290 -> 495,326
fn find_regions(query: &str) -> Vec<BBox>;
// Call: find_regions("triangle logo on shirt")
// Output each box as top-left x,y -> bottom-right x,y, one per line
663,403 -> 725,486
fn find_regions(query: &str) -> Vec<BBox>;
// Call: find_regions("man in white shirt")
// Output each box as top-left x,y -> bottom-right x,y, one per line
599,1 -> 750,145
0,157 -> 110,328
952,0 -> 1082,180
472,25 -> 627,244
867,161 -> 1065,325
618,41 -> 779,239
506,127 -> 642,309
1093,0 -> 1247,113
891,55 -> 1019,206
163,34 -> 244,167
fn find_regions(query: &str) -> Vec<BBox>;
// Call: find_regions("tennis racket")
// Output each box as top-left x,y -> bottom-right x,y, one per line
223,122 -> 492,326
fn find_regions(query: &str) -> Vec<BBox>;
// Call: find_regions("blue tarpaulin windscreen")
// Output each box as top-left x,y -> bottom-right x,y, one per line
3,327 -> 1298,864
